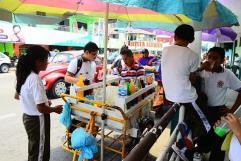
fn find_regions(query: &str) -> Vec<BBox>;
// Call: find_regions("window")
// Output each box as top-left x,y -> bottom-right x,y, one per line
77,22 -> 87,30
109,34 -> 119,39
52,53 -> 73,64
0,53 -> 5,58
128,34 -> 137,41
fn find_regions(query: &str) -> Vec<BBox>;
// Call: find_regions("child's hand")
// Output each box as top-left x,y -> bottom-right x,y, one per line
53,105 -> 63,114
214,119 -> 222,128
200,61 -> 214,71
222,113 -> 241,135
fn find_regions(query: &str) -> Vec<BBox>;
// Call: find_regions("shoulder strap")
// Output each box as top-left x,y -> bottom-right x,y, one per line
74,56 -> 83,76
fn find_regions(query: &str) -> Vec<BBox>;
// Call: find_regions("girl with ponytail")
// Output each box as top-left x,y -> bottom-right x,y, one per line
15,45 -> 62,161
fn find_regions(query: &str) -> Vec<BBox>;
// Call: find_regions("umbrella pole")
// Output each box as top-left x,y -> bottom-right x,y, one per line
101,3 -> 109,161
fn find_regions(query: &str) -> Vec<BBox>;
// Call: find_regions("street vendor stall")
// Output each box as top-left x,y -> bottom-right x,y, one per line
61,75 -> 157,160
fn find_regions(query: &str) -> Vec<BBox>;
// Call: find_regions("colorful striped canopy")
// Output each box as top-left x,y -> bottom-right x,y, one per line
100,0 -> 210,21
0,0 -> 191,27
100,0 -> 239,31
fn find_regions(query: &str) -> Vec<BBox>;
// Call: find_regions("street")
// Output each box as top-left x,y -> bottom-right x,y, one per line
0,70 -> 72,161
0,70 -> 238,161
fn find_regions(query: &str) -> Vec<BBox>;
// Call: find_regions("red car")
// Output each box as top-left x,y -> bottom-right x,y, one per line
39,51 -> 103,98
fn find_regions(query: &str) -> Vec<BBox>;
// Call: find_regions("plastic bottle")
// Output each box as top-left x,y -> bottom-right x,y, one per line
135,78 -> 142,91
129,79 -> 136,94
214,106 -> 241,137
76,74 -> 84,98
118,79 -> 127,97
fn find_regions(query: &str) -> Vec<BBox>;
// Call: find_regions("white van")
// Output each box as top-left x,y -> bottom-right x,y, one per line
0,52 -> 11,73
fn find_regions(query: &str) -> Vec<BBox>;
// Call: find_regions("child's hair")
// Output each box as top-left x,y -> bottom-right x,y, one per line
84,42 -> 99,52
120,44 -> 128,54
16,45 -> 49,94
174,24 -> 195,43
208,47 -> 225,60
120,48 -> 133,57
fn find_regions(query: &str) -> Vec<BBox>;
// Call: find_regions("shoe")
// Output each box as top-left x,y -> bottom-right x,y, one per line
193,152 -> 203,161
172,144 -> 189,161
183,137 -> 194,149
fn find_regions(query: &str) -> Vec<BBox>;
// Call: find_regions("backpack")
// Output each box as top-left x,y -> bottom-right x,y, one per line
74,56 -> 83,76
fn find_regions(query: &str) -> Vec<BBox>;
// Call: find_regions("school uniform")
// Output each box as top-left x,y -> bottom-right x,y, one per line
199,68 -> 241,124
20,72 -> 50,161
197,68 -> 241,161
161,45 -> 211,138
67,56 -> 96,83
67,56 -> 96,95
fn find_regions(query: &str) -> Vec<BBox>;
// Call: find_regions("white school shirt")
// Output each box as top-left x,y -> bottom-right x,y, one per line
161,45 -> 200,103
67,57 -> 96,82
20,72 -> 48,116
229,134 -> 241,161
199,69 -> 241,106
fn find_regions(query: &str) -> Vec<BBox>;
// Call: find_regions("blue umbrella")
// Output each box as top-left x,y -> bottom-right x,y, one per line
99,0 -> 209,21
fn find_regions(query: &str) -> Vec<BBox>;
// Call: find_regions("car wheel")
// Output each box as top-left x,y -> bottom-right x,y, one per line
51,79 -> 67,98
0,64 -> 9,73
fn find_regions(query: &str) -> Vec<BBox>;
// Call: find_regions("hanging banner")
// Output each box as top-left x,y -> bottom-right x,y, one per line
0,22 -> 91,47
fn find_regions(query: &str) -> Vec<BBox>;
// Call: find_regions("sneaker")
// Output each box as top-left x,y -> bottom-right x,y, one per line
172,144 -> 189,161
193,152 -> 203,161
183,137 -> 194,150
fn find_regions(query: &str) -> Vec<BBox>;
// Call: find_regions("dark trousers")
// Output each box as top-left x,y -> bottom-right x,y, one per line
183,99 -> 211,139
195,106 -> 228,161
195,129 -> 226,161
23,113 -> 50,161
170,97 -> 211,138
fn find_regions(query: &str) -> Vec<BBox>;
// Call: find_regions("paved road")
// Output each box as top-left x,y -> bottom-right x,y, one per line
1,70 -> 237,161
0,71 -> 72,161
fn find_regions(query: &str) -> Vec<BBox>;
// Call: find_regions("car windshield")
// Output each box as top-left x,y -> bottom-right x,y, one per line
0,52 -> 6,58
51,53 -> 74,64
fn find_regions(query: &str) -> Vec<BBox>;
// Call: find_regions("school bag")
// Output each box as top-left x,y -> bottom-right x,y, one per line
74,56 -> 83,76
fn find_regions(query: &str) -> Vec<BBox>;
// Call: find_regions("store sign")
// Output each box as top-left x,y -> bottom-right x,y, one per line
0,22 -> 91,47
128,41 -> 163,48
157,37 -> 173,44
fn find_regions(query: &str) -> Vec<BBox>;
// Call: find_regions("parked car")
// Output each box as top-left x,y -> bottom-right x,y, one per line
0,52 -> 11,73
39,51 -> 103,98
48,51 -> 58,62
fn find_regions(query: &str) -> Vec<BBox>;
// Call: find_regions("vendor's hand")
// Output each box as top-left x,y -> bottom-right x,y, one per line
221,113 -> 241,135
53,105 -> 63,114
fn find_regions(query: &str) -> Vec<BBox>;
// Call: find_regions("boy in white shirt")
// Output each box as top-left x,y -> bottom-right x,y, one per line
161,24 -> 211,137
65,42 -> 98,96
161,24 -> 211,161
196,47 -> 241,161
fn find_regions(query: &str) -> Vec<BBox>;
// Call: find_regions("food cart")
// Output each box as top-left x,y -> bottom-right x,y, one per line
61,76 -> 157,160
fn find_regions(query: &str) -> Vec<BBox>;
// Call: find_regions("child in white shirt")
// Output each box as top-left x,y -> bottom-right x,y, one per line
15,45 -> 62,161
196,47 -> 241,161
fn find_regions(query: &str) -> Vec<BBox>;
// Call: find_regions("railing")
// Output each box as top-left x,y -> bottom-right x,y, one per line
123,103 -> 181,161
156,106 -> 185,161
